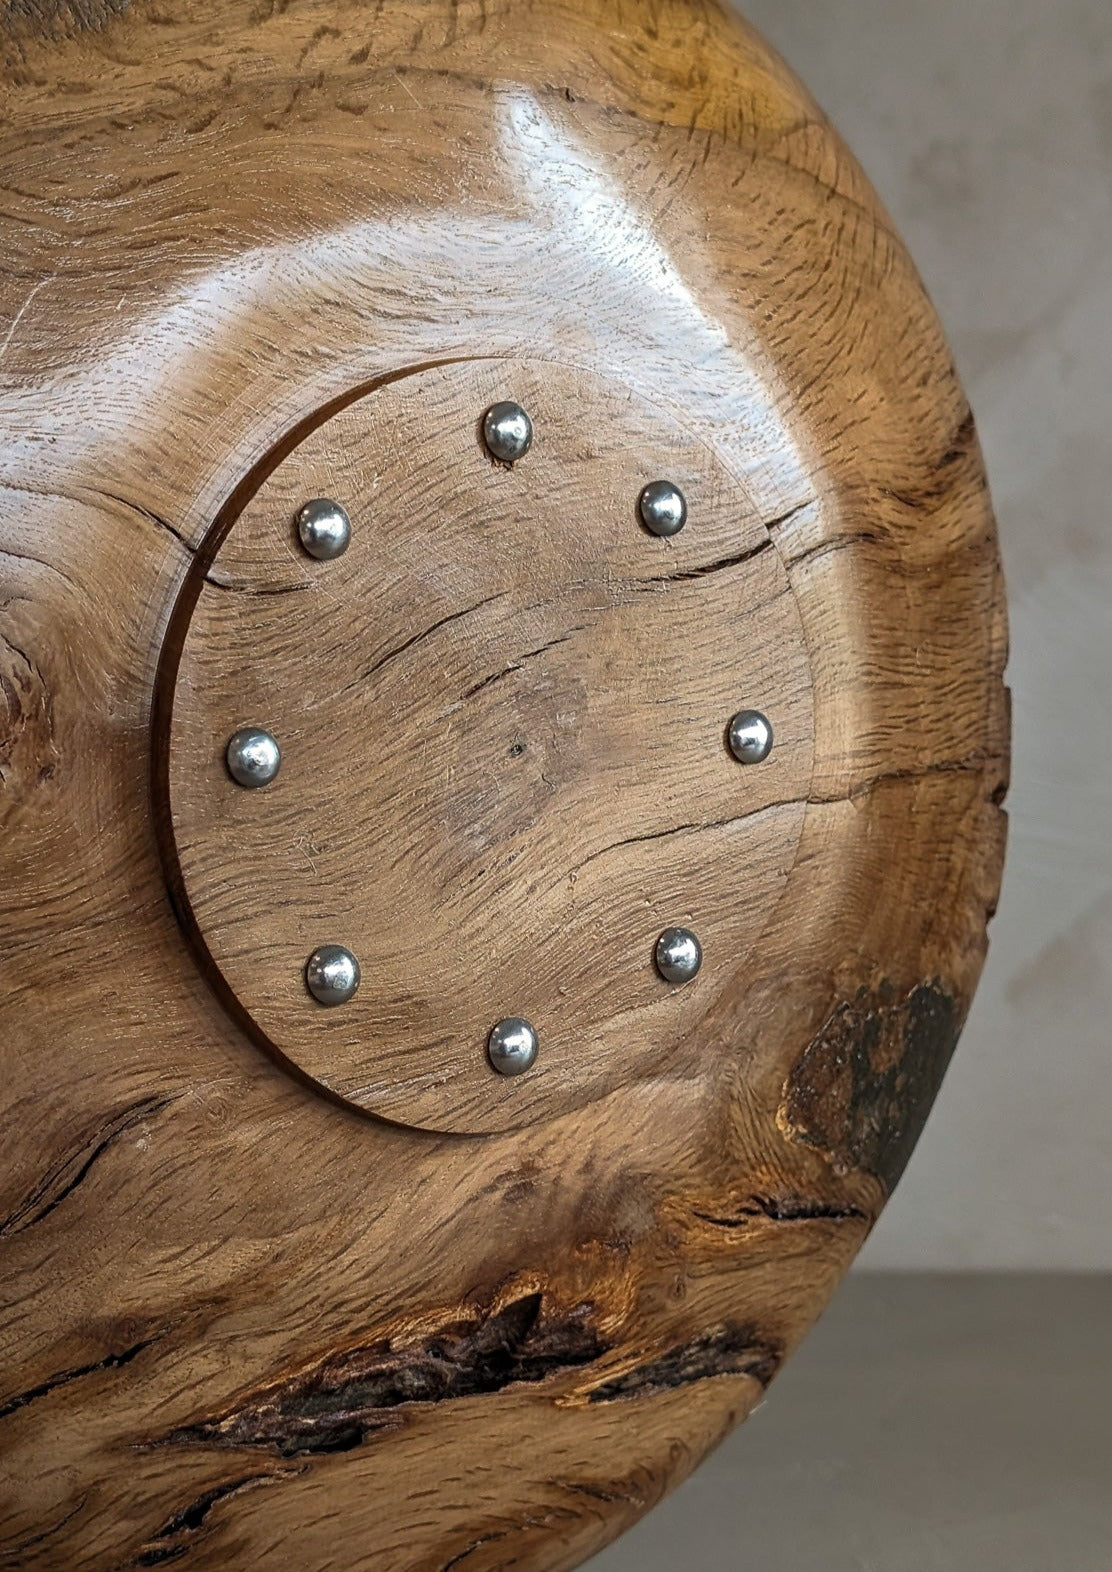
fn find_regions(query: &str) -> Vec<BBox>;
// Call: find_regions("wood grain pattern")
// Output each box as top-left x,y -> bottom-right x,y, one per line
0,0 -> 1008,1567
160,358 -> 814,1131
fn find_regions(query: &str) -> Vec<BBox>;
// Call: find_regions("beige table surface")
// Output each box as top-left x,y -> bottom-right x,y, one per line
591,1275 -> 1112,1570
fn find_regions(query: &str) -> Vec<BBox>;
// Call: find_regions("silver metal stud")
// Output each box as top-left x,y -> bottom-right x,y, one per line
226,726 -> 281,788
482,401 -> 533,464
305,945 -> 361,1006
639,480 -> 688,538
727,709 -> 774,765
296,498 -> 351,561
655,927 -> 703,985
487,1017 -> 539,1076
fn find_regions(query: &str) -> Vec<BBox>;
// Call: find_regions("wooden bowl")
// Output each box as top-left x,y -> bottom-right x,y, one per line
0,1 -> 1008,1566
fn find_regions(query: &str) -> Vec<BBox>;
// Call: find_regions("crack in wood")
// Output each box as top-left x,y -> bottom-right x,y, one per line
84,487 -> 194,555
200,576 -> 312,595
586,1325 -> 782,1403
455,629 -> 584,704
439,1529 -> 513,1572
693,1193 -> 869,1229
552,800 -> 796,894
0,1092 -> 179,1238
341,591 -> 508,698
0,1494 -> 87,1560
633,536 -> 773,586
783,527 -> 884,572
157,1292 -> 606,1459
548,755 -> 997,901
0,1331 -> 164,1421
134,1470 -> 302,1567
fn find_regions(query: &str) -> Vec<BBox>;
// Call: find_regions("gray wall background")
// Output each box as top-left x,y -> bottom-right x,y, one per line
735,0 -> 1112,1270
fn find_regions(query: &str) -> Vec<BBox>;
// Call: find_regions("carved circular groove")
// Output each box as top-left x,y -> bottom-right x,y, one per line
156,359 -> 815,1134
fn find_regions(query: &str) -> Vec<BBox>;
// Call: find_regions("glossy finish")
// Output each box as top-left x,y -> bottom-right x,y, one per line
296,497 -> 352,561
225,726 -> 282,788
482,400 -> 534,463
639,480 -> 688,538
728,709 -> 775,765
304,945 -> 361,1006
0,2 -> 1007,1568
158,357 -> 814,1134
654,927 -> 704,985
487,1017 -> 540,1076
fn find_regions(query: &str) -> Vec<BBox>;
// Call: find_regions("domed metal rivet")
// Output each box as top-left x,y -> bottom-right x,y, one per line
638,480 -> 687,538
305,945 -> 361,1006
727,709 -> 774,765
487,1017 -> 539,1076
225,726 -> 281,788
296,498 -> 351,561
482,401 -> 533,464
655,927 -> 703,985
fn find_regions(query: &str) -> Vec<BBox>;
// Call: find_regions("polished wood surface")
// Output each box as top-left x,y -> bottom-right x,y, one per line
160,357 -> 814,1132
0,1 -> 1008,1567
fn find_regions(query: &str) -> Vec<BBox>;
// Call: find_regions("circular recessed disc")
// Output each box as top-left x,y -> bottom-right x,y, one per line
157,359 -> 815,1135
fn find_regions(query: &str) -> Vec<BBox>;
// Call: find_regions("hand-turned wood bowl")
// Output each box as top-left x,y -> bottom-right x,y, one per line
0,1 -> 1008,1566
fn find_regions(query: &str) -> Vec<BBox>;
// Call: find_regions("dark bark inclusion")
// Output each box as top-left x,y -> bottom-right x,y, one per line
160,1293 -> 606,1459
139,989 -> 964,1474
780,979 -> 963,1192
156,1292 -> 786,1464
586,1325 -> 782,1402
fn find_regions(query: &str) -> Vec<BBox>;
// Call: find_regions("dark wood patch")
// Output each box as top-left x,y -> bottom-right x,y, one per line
779,980 -> 963,1191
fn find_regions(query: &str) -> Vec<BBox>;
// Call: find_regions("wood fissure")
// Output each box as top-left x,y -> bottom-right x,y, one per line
0,1093 -> 180,1238
586,1326 -> 783,1403
157,1293 -> 607,1459
692,1194 -> 870,1230
0,1331 -> 164,1422
134,1472 -> 303,1568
